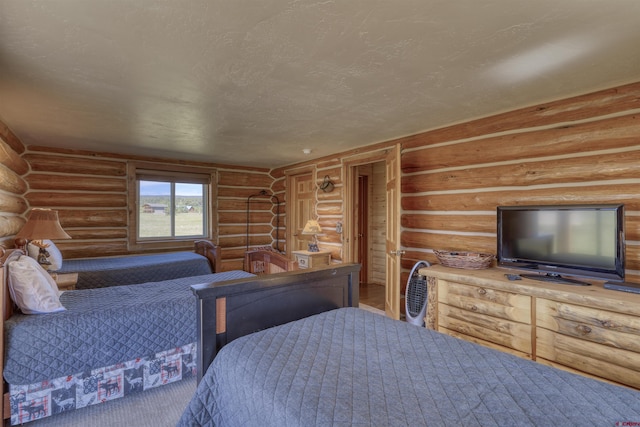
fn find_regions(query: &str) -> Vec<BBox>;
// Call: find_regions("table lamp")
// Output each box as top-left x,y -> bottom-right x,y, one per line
301,219 -> 322,252
15,208 -> 71,266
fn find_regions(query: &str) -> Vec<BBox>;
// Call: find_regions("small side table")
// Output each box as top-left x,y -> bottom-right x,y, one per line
51,272 -> 78,291
292,250 -> 331,269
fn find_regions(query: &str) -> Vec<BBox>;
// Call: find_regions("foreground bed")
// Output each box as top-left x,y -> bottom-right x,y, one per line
180,270 -> 640,426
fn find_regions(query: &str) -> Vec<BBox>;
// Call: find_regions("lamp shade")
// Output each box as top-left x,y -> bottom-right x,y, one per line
301,220 -> 322,235
15,209 -> 71,240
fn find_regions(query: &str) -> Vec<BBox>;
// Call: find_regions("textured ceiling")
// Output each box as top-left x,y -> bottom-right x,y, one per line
1,1 -> 639,168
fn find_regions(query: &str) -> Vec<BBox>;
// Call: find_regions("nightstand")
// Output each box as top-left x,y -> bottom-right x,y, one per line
51,272 -> 78,291
292,250 -> 331,269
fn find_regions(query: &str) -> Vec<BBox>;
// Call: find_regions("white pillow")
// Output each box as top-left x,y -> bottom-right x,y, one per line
8,256 -> 65,314
27,239 -> 63,271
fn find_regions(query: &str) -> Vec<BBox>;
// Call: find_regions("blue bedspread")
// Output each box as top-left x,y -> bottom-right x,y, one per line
57,251 -> 213,289
180,307 -> 640,426
4,270 -> 254,385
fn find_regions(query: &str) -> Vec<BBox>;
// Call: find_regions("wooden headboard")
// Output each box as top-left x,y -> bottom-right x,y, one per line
194,240 -> 222,273
244,249 -> 298,274
191,263 -> 360,382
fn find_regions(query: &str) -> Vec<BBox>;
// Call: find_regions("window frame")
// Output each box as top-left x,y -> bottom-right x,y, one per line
127,161 -> 217,252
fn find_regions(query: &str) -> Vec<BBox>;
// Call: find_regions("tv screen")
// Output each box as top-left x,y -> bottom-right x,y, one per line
497,204 -> 625,285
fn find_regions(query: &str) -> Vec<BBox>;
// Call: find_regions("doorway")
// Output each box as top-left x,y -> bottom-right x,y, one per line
354,161 -> 386,311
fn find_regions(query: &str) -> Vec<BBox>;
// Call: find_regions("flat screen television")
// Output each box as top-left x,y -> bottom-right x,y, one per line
497,204 -> 625,286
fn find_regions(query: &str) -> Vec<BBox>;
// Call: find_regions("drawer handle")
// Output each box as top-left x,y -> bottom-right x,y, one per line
576,325 -> 592,334
470,305 -> 478,312
478,288 -> 487,295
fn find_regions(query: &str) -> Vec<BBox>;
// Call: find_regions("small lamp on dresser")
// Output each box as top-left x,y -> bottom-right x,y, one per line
301,219 -> 322,252
15,208 -> 71,266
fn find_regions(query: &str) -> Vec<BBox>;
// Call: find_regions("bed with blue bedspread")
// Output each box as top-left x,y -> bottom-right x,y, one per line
53,240 -> 221,290
57,251 -> 214,289
4,270 -> 253,425
176,264 -> 640,426
180,307 -> 640,426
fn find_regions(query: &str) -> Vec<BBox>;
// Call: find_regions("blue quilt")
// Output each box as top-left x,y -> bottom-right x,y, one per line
57,251 -> 213,289
179,307 -> 640,426
4,270 -> 254,385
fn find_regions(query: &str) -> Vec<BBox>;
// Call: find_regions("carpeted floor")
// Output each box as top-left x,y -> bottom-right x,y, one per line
26,376 -> 196,427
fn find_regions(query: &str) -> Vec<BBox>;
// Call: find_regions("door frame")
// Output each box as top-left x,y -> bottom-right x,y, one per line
284,165 -> 316,254
343,151 -> 388,264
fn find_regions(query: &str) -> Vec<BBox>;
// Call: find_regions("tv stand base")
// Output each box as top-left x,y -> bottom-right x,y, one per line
520,273 -> 590,286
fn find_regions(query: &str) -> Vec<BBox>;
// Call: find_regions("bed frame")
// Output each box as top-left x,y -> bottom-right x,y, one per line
191,263 -> 360,381
244,248 -> 298,274
1,248 -> 22,421
194,240 -> 222,273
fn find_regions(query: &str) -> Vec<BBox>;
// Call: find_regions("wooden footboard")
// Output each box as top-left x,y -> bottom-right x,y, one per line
194,240 -> 222,273
244,249 -> 298,274
191,263 -> 360,381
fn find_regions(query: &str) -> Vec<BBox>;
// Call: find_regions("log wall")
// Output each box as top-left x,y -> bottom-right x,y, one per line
273,81 -> 640,285
1,81 -> 639,283
4,144 -> 276,271
397,82 -> 640,284
0,123 -> 28,247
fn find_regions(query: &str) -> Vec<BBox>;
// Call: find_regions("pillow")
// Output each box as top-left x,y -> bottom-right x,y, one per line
8,255 -> 65,314
27,239 -> 63,271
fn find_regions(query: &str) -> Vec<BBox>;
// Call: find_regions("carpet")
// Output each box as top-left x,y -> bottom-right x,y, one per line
26,377 -> 196,427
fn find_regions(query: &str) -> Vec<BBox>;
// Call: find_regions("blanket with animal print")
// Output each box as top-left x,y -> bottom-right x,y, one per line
4,270 -> 254,385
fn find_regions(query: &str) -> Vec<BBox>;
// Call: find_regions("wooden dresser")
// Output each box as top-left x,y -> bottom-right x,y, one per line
419,265 -> 640,389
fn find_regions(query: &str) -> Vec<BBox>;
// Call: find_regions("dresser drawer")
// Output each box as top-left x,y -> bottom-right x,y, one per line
437,280 -> 532,356
536,298 -> 640,388
438,280 -> 531,323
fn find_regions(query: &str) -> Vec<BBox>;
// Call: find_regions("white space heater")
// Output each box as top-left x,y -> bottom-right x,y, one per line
405,260 -> 430,326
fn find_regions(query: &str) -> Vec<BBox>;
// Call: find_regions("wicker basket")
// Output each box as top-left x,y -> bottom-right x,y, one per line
434,250 -> 494,270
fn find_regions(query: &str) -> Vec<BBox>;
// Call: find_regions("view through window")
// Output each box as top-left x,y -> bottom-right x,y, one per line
138,180 -> 207,239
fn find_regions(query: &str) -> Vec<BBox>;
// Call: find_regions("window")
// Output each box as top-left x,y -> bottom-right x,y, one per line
136,170 -> 210,240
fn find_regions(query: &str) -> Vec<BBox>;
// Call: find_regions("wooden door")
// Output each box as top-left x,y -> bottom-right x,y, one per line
385,144 -> 402,319
289,172 -> 315,251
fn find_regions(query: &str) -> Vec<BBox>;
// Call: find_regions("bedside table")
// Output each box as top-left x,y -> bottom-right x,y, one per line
292,250 -> 331,269
51,272 -> 78,291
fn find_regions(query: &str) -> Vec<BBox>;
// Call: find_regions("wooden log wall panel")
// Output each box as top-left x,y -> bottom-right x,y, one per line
399,83 -> 640,284
0,141 -> 28,176
402,214 -> 496,234
0,216 -> 24,238
24,153 -> 126,176
0,125 -> 28,244
57,209 -> 128,228
0,193 -> 28,215
219,224 -> 272,236
56,241 -> 128,258
66,228 -> 128,240
402,114 -> 640,172
216,168 -> 281,269
218,211 -> 272,224
0,164 -> 27,194
26,192 -> 127,208
217,170 -> 272,187
401,82 -> 640,152
403,151 -> 640,194
27,174 -> 127,192
0,120 -> 26,156
403,184 -> 640,212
